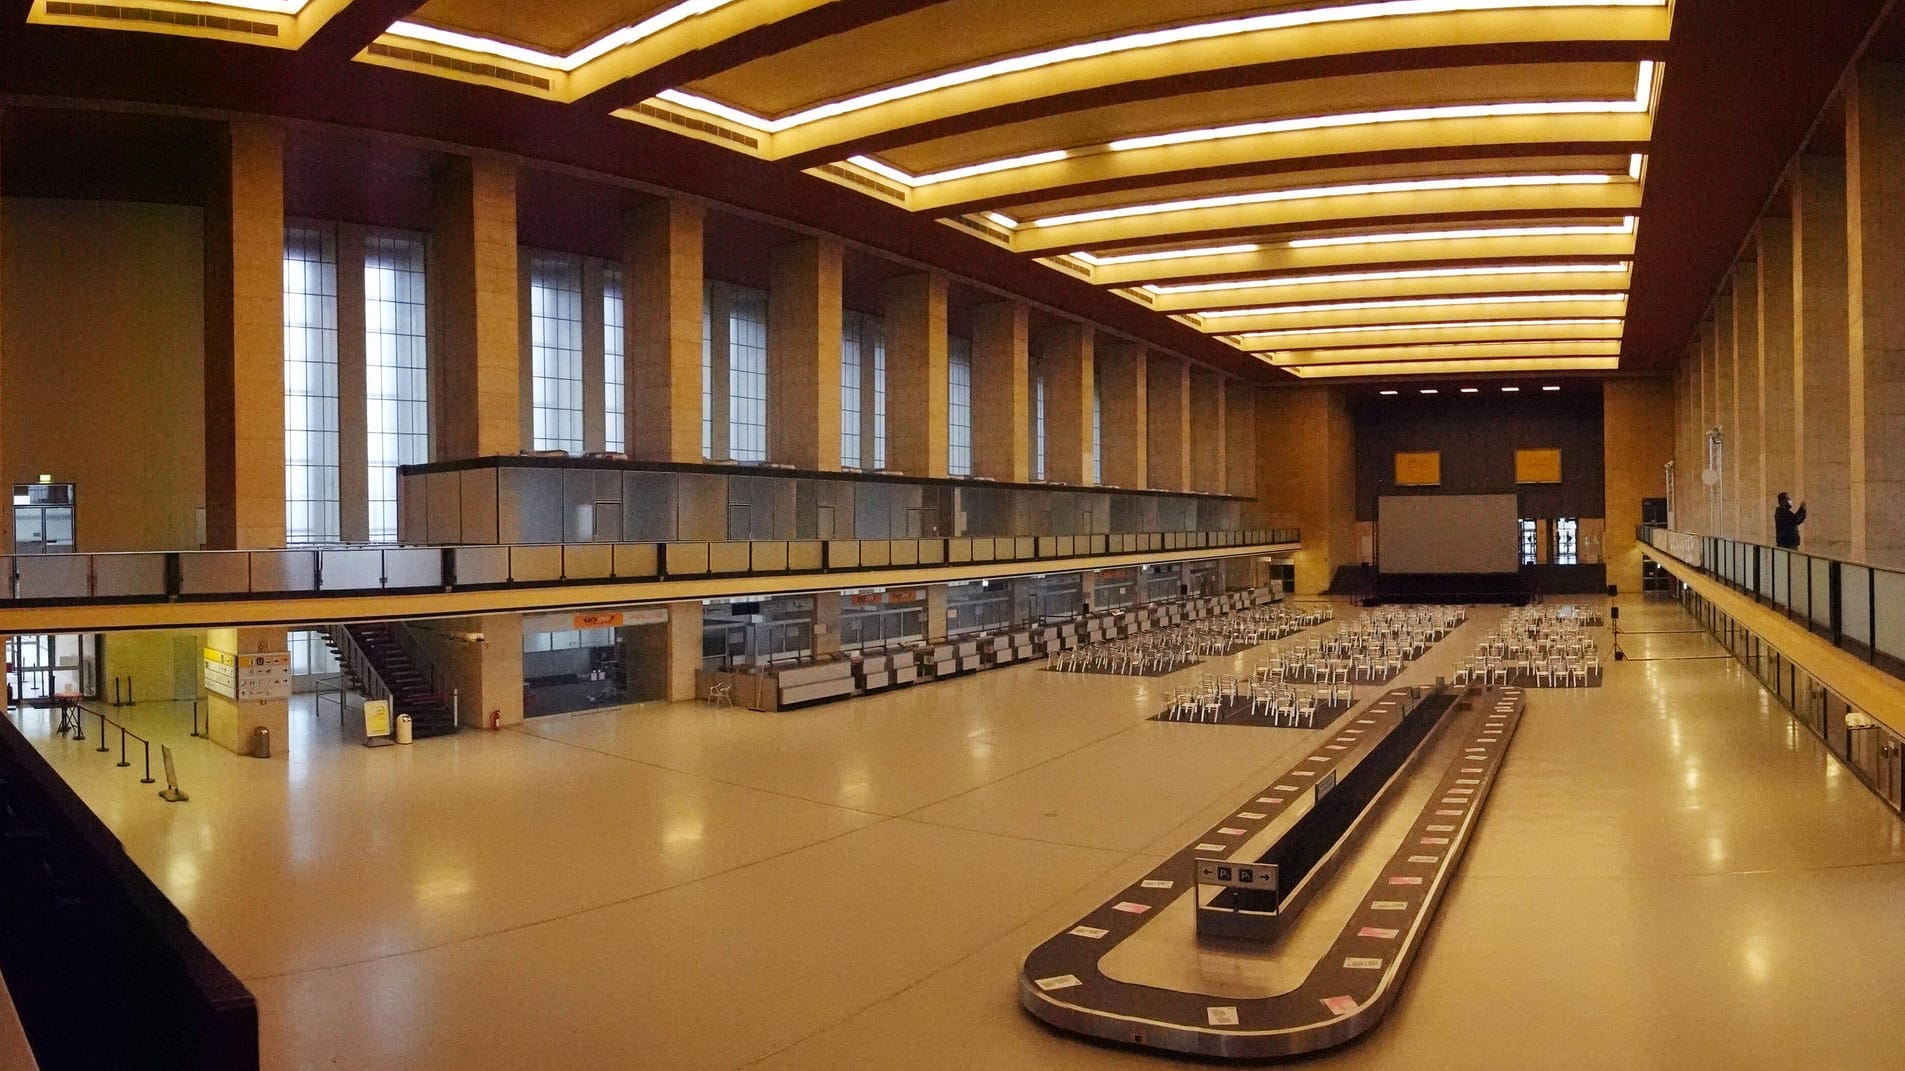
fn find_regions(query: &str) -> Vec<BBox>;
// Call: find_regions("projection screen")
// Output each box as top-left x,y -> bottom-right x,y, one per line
1377,494 -> 1521,574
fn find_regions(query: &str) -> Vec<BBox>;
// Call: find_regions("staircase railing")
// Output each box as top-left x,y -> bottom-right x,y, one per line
389,624 -> 450,703
320,624 -> 391,704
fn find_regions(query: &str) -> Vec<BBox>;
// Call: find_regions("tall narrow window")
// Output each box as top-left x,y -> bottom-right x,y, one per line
1518,519 -> 1538,565
604,266 -> 625,453
841,314 -> 863,469
1555,517 -> 1579,565
701,281 -> 714,459
1033,365 -> 1048,481
1091,375 -> 1103,485
365,232 -> 428,544
283,223 -> 340,543
871,319 -> 887,469
728,287 -> 769,462
529,251 -> 583,453
948,336 -> 973,476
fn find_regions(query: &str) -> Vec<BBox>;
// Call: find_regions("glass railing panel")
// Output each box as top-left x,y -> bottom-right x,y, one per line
970,537 -> 994,562
1015,536 -> 1035,559
319,548 -> 384,590
510,545 -> 563,582
16,555 -> 90,599
91,553 -> 167,598
667,542 -> 711,575
454,546 -> 510,585
1844,564 -> 1873,647
860,541 -> 890,568
947,538 -> 972,564
1875,569 -> 1905,663
613,543 -> 660,578
917,540 -> 944,566
709,542 -> 750,573
563,543 -> 613,580
1810,557 -> 1833,629
249,550 -> 316,593
383,548 -> 443,589
827,540 -> 861,569
1771,549 -> 1790,611
890,540 -> 920,567
750,542 -> 788,573
788,541 -> 823,572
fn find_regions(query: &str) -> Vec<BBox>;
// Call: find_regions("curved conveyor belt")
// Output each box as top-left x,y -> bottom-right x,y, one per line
1020,685 -> 1527,1059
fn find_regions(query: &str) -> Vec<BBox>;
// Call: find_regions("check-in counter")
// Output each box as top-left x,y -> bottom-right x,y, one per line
978,633 -> 1013,666
917,642 -> 959,679
853,652 -> 893,693
1035,625 -> 1060,655
1010,630 -> 1037,662
700,658 -> 855,711
955,639 -> 983,672
889,648 -> 919,684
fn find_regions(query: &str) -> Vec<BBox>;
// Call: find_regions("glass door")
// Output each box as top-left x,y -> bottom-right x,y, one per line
12,483 -> 76,555
7,634 -> 100,704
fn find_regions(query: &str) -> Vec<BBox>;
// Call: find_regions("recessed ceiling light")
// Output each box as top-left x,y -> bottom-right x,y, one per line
1420,388 -> 1439,394
1460,387 -> 1480,393
1146,262 -> 1631,296
1380,389 -> 1399,395
1502,386 -> 1521,392
1543,385 -> 1562,391
1034,175 -> 1628,229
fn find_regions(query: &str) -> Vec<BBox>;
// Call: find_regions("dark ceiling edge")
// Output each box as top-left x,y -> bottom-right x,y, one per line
1676,0 -> 1904,360
0,7 -> 1288,383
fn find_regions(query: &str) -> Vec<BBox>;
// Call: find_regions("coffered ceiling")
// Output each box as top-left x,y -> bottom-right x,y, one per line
10,0 -> 1895,382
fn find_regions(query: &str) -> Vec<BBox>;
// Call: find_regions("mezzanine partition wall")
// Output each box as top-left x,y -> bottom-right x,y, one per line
396,456 -> 1250,546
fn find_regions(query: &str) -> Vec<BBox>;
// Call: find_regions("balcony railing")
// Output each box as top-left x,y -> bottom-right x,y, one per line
0,528 -> 1300,607
1638,525 -> 1905,677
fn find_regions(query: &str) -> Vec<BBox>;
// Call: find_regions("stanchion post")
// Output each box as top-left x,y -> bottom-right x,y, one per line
117,727 -> 130,769
140,741 -> 154,785
126,675 -> 134,706
95,712 -> 108,752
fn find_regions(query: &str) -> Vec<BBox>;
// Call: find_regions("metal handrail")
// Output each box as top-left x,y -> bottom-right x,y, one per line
73,701 -> 157,785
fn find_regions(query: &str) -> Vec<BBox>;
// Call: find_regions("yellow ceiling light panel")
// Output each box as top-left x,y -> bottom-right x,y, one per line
1076,225 -> 1640,286
1144,261 -> 1632,296
1282,356 -> 1622,377
1268,339 -> 1624,366
28,0 -> 352,48
1230,318 -> 1626,350
366,1 -> 827,101
685,0 -> 1672,159
1185,293 -> 1630,333
1288,216 -> 1638,248
1140,263 -> 1633,313
1013,174 -> 1643,254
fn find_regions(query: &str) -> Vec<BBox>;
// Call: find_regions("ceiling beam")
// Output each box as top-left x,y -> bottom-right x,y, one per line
298,0 -> 429,64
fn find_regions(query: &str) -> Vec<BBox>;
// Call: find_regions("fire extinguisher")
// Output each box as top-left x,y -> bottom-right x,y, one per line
489,709 -> 501,731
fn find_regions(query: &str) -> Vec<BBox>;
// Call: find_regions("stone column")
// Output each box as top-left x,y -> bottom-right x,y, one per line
626,199 -> 705,463
812,592 -> 842,657
1039,322 -> 1094,485
667,601 -> 702,701
204,120 -> 286,550
882,273 -> 949,477
1732,263 -> 1762,542
336,225 -> 371,543
582,257 -> 608,453
706,283 -> 731,460
1146,355 -> 1190,491
1096,340 -> 1146,487
971,301 -> 1030,482
203,626 -> 289,758
429,154 -> 521,460
1793,154 -> 1852,557
1604,379 -> 1675,593
1254,387 -> 1355,594
768,237 -> 844,470
1190,369 -> 1227,494
925,583 -> 949,642
1757,216 -> 1798,539
1846,62 -> 1905,567
1225,381 -> 1258,500
1712,292 -> 1735,538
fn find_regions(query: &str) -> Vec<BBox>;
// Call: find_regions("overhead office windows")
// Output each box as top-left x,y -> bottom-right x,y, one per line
604,267 -> 626,453
529,250 -> 584,454
843,310 -> 887,470
1032,360 -> 1048,481
701,284 -> 714,459
728,287 -> 769,462
948,335 -> 973,476
365,231 -> 429,544
872,320 -> 888,469
283,223 -> 341,544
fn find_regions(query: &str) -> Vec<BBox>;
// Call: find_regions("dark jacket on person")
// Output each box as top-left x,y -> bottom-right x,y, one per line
1775,503 -> 1807,549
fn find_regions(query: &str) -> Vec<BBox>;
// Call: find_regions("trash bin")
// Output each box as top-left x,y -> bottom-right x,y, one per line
395,713 -> 413,745
249,725 -> 271,759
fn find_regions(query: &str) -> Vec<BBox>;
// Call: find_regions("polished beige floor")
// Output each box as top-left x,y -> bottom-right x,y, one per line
18,597 -> 1905,1070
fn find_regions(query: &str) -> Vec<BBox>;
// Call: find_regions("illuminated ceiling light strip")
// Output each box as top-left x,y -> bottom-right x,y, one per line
1628,152 -> 1645,179
1192,291 -> 1628,319
1032,172 -> 1622,229
389,0 -> 739,72
1286,356 -> 1621,376
1288,216 -> 1637,248
1109,73 -> 1655,153
848,150 -> 1069,188
1271,338 -> 1624,358
1073,243 -> 1262,266
701,0 -> 1667,132
983,212 -> 1021,230
1147,261 -> 1631,295
1229,317 -> 1625,342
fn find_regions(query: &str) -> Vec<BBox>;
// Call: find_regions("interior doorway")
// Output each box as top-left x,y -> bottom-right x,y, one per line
6,634 -> 100,704
12,482 -> 76,555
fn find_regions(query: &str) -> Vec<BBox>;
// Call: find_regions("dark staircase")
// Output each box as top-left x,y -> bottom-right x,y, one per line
321,624 -> 458,737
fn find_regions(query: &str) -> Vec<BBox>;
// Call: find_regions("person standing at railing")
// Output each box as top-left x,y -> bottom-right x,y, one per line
1774,492 -> 1807,549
